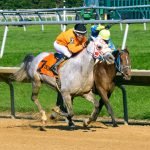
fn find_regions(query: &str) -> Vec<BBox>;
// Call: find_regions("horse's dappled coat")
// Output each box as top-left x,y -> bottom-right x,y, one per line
12,38 -> 115,127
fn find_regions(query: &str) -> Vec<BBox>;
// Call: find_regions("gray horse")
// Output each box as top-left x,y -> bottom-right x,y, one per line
13,37 -> 114,127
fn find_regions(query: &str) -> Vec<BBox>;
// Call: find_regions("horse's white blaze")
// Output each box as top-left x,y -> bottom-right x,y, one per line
126,55 -> 129,65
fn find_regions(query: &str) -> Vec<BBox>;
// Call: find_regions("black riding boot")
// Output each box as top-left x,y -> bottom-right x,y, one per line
51,56 -> 67,75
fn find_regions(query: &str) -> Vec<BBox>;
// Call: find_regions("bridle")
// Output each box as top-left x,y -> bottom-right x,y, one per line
115,50 -> 131,75
86,40 -> 104,61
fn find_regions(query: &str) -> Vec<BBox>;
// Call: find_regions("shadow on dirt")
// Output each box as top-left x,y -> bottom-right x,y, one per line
29,122 -> 108,132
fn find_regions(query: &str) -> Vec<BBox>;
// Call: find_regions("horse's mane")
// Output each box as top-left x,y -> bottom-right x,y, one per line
118,47 -> 129,53
113,47 -> 129,58
123,48 -> 129,54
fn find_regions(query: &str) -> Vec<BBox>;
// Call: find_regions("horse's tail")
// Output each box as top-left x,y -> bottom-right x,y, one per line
12,54 -> 34,82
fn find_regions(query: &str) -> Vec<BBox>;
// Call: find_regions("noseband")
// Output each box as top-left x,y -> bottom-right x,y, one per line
86,41 -> 103,60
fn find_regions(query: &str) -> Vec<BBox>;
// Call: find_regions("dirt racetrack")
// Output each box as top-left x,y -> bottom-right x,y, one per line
0,117 -> 150,150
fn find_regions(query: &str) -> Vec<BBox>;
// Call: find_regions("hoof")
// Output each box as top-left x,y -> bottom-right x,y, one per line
113,123 -> 118,127
83,119 -> 89,127
52,106 -> 61,114
41,110 -> 47,123
39,126 -> 47,131
50,112 -> 58,120
68,121 -> 75,128
42,120 -> 47,125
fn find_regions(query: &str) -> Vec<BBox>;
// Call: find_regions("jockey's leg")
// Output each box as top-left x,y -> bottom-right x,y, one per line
51,41 -> 71,75
108,39 -> 117,51
50,55 -> 68,75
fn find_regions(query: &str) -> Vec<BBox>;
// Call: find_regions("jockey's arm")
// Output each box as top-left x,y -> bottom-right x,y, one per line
68,44 -> 83,53
68,37 -> 87,53
108,39 -> 117,51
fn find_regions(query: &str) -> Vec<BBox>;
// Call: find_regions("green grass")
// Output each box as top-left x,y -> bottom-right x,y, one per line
0,24 -> 150,120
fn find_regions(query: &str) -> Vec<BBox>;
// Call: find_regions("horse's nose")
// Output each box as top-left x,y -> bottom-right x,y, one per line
123,69 -> 131,80
123,74 -> 131,80
125,70 -> 131,80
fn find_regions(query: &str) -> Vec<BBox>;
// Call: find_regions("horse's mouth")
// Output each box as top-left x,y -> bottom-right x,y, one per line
123,74 -> 131,80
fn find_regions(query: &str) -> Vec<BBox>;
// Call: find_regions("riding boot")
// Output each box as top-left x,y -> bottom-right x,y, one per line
51,56 -> 67,75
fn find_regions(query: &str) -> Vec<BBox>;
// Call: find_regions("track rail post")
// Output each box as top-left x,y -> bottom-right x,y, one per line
7,81 -> 15,118
118,85 -> 128,125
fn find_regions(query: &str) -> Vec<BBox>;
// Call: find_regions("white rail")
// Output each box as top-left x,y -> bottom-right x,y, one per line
0,5 -> 150,58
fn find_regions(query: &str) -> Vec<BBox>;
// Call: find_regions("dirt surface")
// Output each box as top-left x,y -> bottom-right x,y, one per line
0,117 -> 150,150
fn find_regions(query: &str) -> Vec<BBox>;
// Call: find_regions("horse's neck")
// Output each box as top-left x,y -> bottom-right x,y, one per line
104,62 -> 116,76
66,43 -> 95,73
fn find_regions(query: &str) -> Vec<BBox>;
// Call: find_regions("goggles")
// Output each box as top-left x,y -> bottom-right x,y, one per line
76,32 -> 85,37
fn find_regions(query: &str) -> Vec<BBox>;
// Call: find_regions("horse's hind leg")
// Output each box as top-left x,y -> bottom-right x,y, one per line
82,91 -> 99,127
50,91 -> 68,119
31,76 -> 47,124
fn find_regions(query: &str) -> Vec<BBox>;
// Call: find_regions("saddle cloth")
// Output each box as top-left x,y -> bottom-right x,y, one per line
37,53 -> 60,77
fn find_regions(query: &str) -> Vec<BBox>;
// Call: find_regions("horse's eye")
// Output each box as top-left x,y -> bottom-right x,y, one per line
97,45 -> 102,49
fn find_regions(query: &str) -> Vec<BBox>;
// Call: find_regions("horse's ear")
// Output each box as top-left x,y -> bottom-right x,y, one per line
124,46 -> 129,54
119,46 -> 128,51
90,36 -> 96,41
121,46 -> 129,54
112,50 -> 119,57
124,46 -> 128,51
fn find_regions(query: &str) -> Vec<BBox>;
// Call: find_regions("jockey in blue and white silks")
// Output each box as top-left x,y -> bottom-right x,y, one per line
91,24 -> 117,52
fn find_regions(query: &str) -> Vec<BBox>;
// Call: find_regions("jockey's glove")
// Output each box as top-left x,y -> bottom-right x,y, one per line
82,40 -> 89,48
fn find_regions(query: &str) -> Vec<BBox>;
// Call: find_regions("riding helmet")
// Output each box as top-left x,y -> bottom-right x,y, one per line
99,29 -> 110,40
73,24 -> 87,34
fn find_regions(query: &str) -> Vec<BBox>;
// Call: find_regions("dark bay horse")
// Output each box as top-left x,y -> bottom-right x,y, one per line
89,48 -> 131,127
52,49 -> 131,127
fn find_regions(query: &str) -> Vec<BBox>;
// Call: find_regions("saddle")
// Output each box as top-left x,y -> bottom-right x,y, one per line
37,53 -> 65,77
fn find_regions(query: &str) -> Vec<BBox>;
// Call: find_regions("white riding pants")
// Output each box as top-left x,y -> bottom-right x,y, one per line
54,41 -> 72,58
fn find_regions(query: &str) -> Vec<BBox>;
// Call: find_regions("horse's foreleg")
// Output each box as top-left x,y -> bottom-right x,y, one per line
31,79 -> 47,124
103,100 -> 118,127
62,94 -> 74,117
99,90 -> 118,127
82,91 -> 99,127
62,93 -> 75,127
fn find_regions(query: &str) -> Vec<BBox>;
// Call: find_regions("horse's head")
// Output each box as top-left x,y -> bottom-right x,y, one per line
86,36 -> 115,64
115,48 -> 131,80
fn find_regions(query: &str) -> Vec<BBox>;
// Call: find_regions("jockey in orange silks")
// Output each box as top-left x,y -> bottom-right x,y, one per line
51,24 -> 87,75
